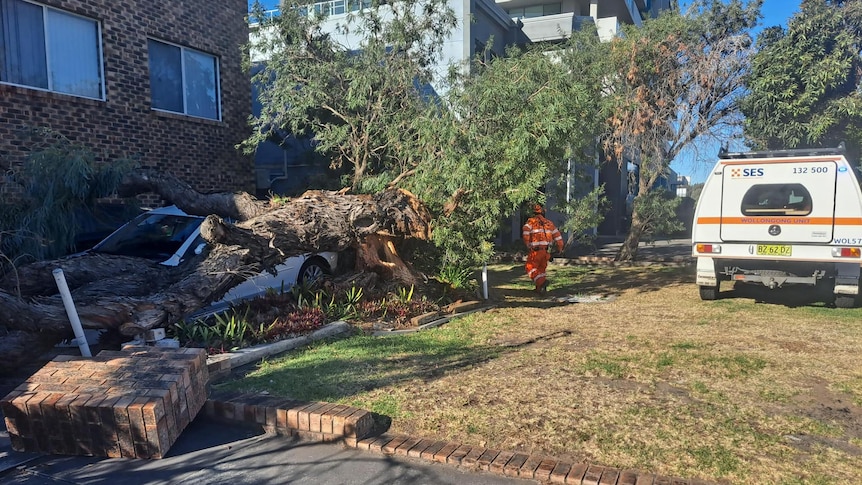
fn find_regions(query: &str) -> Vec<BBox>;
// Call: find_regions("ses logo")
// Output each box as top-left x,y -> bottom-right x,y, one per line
730,167 -> 764,178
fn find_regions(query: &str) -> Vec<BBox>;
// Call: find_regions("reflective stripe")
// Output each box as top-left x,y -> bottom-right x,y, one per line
696,216 -> 862,225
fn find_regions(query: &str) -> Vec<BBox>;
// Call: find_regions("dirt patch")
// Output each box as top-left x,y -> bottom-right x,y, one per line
783,379 -> 862,455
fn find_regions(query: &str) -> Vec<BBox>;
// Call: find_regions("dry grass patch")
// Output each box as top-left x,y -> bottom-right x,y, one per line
217,263 -> 862,484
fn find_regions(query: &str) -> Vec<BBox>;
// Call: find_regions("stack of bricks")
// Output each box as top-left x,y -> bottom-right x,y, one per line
204,392 -> 375,446
0,347 -> 208,459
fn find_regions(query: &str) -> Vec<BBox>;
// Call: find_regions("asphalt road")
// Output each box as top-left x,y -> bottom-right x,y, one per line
1,416 -> 537,485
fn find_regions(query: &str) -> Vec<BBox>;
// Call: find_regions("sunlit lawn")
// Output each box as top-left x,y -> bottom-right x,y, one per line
215,262 -> 862,484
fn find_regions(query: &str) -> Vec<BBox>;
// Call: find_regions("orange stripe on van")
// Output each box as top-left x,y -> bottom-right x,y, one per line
696,217 -> 862,225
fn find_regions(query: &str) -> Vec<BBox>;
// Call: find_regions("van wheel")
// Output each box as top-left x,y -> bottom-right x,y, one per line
834,294 -> 858,309
699,285 -> 719,301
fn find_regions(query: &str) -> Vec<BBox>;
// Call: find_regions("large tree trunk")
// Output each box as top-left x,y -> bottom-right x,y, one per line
356,234 -> 418,286
617,210 -> 644,261
0,180 -> 432,348
616,174 -> 653,262
117,169 -> 271,221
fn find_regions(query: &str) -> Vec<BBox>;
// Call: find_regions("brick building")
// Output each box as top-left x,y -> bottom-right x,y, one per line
0,0 -> 253,198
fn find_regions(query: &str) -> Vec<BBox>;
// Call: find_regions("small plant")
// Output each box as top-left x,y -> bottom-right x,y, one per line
211,309 -> 253,350
170,308 -> 257,352
290,280 -> 317,307
269,193 -> 291,206
169,319 -> 198,345
322,286 -> 365,321
438,265 -> 475,290
395,285 -> 414,304
266,307 -> 326,339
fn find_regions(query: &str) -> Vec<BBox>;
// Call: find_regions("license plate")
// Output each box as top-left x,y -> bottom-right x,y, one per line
757,244 -> 792,256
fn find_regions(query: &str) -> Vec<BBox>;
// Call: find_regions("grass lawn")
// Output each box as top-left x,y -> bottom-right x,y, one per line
213,262 -> 862,484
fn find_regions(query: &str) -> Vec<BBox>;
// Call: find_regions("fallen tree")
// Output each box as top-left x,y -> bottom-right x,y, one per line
0,173 -> 433,370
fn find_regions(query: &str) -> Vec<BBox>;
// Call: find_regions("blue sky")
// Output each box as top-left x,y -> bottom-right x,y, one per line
673,0 -> 803,182
249,0 -> 804,183
250,0 -> 279,9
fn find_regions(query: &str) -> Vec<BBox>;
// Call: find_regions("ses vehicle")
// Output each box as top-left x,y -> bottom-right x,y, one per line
691,144 -> 862,307
90,205 -> 338,315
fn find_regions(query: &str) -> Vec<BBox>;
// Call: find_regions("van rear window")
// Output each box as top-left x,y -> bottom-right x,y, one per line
740,183 -> 812,216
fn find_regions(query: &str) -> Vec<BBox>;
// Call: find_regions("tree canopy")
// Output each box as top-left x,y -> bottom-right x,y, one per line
247,2 -> 608,268
742,0 -> 862,159
593,0 -> 760,259
246,0 -> 769,265
402,39 -> 608,266
245,0 -> 457,191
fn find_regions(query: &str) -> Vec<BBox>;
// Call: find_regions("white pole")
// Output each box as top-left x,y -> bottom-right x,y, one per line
482,263 -> 489,300
52,268 -> 92,357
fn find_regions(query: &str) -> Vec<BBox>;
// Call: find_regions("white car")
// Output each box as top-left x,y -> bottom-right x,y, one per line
90,205 -> 338,315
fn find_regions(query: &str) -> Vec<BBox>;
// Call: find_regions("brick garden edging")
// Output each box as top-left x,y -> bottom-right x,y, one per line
202,392 -> 375,446
204,392 -> 716,484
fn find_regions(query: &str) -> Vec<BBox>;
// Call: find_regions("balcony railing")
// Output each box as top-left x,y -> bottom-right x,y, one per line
517,14 -> 592,43
252,0 -> 373,22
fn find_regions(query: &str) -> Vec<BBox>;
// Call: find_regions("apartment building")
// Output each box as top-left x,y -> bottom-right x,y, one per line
0,0 -> 253,200
503,0 -> 670,43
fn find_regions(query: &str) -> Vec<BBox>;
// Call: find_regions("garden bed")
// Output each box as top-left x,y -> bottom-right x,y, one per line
168,275 -> 477,354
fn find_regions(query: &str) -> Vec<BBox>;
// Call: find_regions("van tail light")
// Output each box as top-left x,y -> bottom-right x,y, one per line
832,247 -> 861,258
696,244 -> 721,254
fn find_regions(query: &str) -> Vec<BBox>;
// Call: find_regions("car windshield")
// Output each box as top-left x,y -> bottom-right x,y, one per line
93,212 -> 203,262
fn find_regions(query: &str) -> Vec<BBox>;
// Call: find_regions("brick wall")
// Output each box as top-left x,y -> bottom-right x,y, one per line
0,0 -> 253,196
1,347 -> 209,459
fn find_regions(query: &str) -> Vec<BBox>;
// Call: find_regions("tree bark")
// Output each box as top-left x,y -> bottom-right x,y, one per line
356,234 -> 418,287
617,210 -> 644,261
117,168 -> 271,221
616,174 -> 653,262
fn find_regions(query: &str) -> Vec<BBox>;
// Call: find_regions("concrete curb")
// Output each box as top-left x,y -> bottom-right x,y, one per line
370,305 -> 495,337
206,321 -> 352,382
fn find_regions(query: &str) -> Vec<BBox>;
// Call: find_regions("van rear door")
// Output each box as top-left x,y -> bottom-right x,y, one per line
719,159 -> 837,244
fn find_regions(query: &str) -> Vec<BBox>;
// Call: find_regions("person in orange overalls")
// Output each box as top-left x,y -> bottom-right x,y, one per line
522,203 -> 564,294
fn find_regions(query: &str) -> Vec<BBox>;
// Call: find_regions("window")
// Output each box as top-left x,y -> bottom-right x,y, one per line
740,183 -> 812,216
0,0 -> 103,99
148,39 -> 220,120
507,3 -> 562,18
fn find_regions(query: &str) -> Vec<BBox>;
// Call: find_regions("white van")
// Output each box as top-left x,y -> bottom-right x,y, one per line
691,144 -> 862,307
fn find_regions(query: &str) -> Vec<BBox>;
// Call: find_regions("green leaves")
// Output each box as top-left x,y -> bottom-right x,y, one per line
742,0 -> 862,156
592,2 -> 759,258
403,43 -> 606,266
246,0 -> 457,191
1,128 -> 138,267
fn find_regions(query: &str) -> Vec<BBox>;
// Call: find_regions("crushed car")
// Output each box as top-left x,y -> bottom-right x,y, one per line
90,205 -> 338,316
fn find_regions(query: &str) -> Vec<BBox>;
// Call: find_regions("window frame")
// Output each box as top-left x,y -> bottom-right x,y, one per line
147,37 -> 222,121
507,3 -> 563,18
0,0 -> 105,100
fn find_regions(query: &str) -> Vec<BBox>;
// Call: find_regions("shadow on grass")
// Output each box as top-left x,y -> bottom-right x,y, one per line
212,328 -> 575,407
486,263 -> 695,309
718,282 -> 838,308
212,265 -> 695,414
